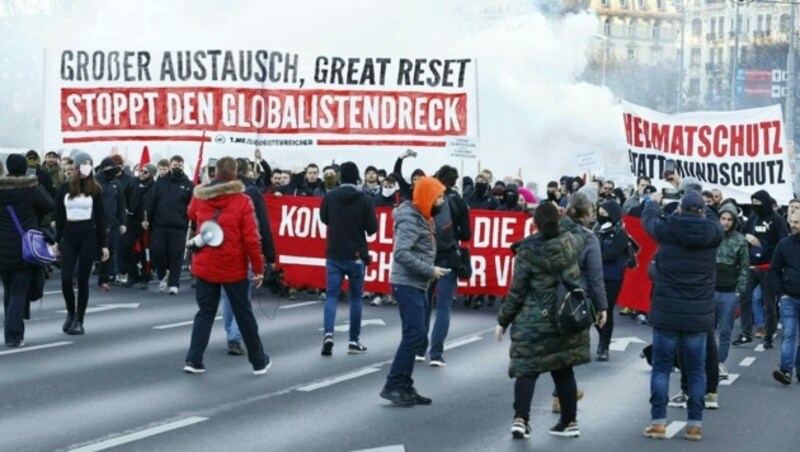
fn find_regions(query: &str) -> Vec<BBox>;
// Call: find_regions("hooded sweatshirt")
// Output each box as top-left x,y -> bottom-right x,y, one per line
594,201 -> 631,281
743,189 -> 789,265
319,183 -> 378,261
390,177 -> 444,290
715,203 -> 750,293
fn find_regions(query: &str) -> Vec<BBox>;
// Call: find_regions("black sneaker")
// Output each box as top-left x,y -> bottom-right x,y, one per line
773,369 -> 792,386
405,386 -> 432,405
321,335 -> 334,356
183,362 -> 206,374
348,341 -> 368,354
253,358 -> 272,376
5,340 -> 25,347
549,421 -> 580,438
511,417 -> 531,439
732,334 -> 753,346
762,339 -> 774,350
380,385 -> 414,406
227,341 -> 244,356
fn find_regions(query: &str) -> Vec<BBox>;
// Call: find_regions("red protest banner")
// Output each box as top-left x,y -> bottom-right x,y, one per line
265,195 -> 533,296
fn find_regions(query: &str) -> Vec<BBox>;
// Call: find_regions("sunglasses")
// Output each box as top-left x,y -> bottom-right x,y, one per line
140,171 -> 149,175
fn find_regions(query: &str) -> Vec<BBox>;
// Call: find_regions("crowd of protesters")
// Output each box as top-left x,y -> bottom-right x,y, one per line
1,146 -> 800,442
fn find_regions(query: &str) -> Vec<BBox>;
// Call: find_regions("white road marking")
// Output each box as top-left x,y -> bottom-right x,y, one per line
44,290 -> 62,295
279,255 -> 326,266
665,421 -> 687,439
739,357 -> 756,367
755,344 -> 765,352
297,367 -> 381,392
0,341 -> 72,356
352,446 -> 406,452
58,303 -> 140,314
281,301 -> 321,309
720,373 -> 740,385
444,335 -> 482,351
608,336 -> 647,352
68,416 -> 209,452
153,316 -> 222,330
318,319 -> 387,332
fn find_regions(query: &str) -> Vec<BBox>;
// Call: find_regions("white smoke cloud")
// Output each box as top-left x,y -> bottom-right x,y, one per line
0,0 -> 626,188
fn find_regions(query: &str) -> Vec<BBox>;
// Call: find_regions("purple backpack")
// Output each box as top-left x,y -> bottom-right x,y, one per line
6,205 -> 57,267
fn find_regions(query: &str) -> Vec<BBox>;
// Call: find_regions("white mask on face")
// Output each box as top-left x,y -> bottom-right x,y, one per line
382,186 -> 398,198
79,163 -> 93,177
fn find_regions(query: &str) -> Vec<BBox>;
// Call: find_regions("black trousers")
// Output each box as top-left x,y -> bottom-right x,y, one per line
122,225 -> 150,281
61,220 -> 97,320
514,367 -> 577,423
1,267 -> 33,344
679,330 -> 720,394
739,268 -> 777,340
150,227 -> 186,288
597,279 -> 623,350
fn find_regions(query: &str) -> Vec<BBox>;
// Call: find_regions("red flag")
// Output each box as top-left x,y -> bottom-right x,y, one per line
139,145 -> 151,167
193,130 -> 207,185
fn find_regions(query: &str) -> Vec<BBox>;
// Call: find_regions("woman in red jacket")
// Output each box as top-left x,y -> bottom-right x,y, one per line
183,157 -> 270,376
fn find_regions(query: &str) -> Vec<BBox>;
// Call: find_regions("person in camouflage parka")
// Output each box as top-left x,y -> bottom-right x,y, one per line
496,203 -> 607,437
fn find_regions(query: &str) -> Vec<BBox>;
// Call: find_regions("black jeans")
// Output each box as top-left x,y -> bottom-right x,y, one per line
739,268 -> 777,339
185,278 -> 267,369
679,330 -> 720,394
151,227 -> 186,288
597,278 -> 622,350
1,267 -> 33,344
514,367 -> 577,423
122,225 -> 149,281
61,220 -> 97,320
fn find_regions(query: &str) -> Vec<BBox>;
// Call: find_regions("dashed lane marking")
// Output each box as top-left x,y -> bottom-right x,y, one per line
280,301 -> 321,309
720,373 -> 740,385
0,341 -> 73,356
352,446 -> 406,452
68,416 -> 209,452
754,344 -> 765,352
443,336 -> 482,351
153,316 -> 222,330
665,421 -> 687,439
296,367 -> 382,392
739,357 -> 756,367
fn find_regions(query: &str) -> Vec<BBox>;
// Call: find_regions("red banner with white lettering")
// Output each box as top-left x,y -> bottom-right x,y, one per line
265,195 -> 534,296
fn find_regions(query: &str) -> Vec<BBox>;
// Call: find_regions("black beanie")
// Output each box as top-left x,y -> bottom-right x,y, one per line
340,161 -> 359,185
6,154 -> 28,176
100,157 -> 117,170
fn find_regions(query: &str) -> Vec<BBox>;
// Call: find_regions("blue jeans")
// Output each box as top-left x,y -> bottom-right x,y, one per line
221,267 -> 253,343
752,285 -> 765,328
323,259 -> 365,342
779,296 -> 800,373
715,291 -> 738,363
650,328 -> 707,427
387,285 -> 427,388
422,271 -> 457,360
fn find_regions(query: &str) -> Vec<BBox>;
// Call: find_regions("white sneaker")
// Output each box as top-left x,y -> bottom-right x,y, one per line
370,296 -> 383,306
415,355 -> 426,362
169,286 -> 179,295
719,363 -> 729,380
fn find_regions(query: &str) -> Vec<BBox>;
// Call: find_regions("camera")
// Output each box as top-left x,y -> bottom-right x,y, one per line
264,267 -> 288,297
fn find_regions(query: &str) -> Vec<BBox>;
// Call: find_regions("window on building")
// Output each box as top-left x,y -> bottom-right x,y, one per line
781,14 -> 790,33
602,0 -> 610,5
637,0 -> 644,8
629,18 -> 638,38
692,18 -> 702,36
689,78 -> 700,96
709,47 -> 715,64
710,18 -> 716,37
657,0 -> 664,10
717,48 -> 724,65
757,15 -> 763,32
604,17 -> 612,36
653,20 -> 661,40
627,47 -> 637,62
691,48 -> 701,66
718,16 -> 724,35
620,0 -> 627,8
766,15 -> 772,34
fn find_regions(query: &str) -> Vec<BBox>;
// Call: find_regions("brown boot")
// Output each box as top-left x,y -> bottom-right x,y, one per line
643,424 -> 666,439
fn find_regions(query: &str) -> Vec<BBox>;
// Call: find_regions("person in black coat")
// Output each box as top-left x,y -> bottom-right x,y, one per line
593,201 -> 632,360
769,209 -> 800,384
641,191 -> 723,439
0,154 -> 55,346
95,157 -> 127,289
144,155 -> 194,294
733,189 -> 790,348
55,152 -> 109,335
464,173 -> 499,211
122,163 -> 156,289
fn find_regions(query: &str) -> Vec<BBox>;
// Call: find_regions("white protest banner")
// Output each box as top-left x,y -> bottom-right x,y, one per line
622,102 -> 795,205
574,149 -> 602,173
43,50 -> 478,155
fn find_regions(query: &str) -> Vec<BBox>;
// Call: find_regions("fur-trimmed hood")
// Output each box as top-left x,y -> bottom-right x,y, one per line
0,175 -> 38,190
193,179 -> 245,200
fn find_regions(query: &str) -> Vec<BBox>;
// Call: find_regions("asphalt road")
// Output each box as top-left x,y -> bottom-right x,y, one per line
1,273 -> 797,451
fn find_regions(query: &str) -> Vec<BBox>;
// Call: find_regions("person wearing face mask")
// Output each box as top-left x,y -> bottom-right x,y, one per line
732,189 -> 790,348
465,175 -> 499,211
144,155 -> 194,295
498,185 -> 524,212
122,163 -> 157,289
54,152 -> 109,335
593,201 -> 632,361
373,174 -> 404,208
95,157 -> 127,290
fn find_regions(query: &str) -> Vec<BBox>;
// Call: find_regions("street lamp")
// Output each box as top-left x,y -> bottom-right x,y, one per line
674,0 -> 686,112
595,34 -> 608,87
